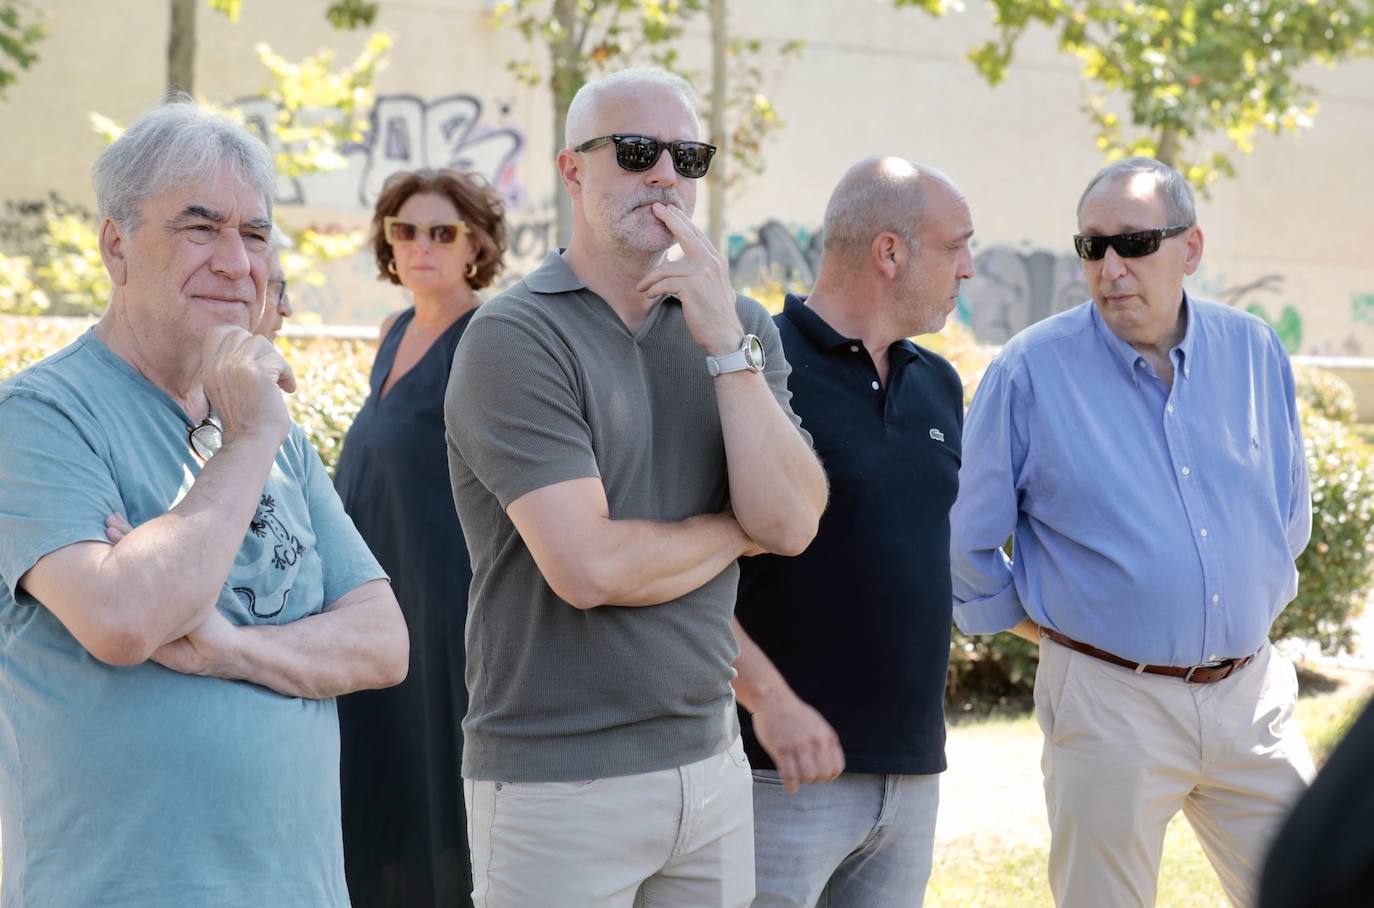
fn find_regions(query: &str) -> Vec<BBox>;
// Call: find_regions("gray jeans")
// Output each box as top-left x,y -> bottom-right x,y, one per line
750,770 -> 940,907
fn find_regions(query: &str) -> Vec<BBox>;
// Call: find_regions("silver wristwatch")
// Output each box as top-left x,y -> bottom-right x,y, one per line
705,335 -> 766,376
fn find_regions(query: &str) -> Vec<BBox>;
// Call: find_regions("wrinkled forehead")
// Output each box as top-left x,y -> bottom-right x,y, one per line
592,84 -> 700,141
147,164 -> 272,224
1078,173 -> 1168,232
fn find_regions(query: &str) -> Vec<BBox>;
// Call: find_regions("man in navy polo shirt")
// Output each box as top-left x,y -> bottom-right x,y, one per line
732,156 -> 974,907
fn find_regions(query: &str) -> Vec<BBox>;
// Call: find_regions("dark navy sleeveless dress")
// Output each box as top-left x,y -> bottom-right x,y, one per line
334,306 -> 475,908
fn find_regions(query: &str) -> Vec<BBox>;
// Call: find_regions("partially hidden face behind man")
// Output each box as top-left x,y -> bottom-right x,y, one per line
101,160 -> 273,348
1077,171 -> 1204,348
567,83 -> 702,255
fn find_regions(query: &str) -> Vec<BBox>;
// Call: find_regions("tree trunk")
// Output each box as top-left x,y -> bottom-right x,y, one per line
168,0 -> 196,96
1156,123 -> 1179,167
706,0 -> 728,252
551,0 -> 581,248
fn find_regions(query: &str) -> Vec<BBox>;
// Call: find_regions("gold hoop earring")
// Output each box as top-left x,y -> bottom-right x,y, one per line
387,259 -> 398,276
465,262 -> 478,279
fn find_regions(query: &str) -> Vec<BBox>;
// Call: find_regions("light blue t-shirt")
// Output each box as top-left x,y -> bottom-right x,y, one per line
0,331 -> 385,907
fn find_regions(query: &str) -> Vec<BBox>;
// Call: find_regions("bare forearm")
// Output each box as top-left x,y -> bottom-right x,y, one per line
218,582 -> 408,699
24,435 -> 282,663
118,438 -> 278,628
714,372 -> 826,556
730,618 -> 796,714
585,512 -> 753,608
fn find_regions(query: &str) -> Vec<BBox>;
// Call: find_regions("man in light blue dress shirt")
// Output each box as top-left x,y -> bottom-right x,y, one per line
951,157 -> 1313,908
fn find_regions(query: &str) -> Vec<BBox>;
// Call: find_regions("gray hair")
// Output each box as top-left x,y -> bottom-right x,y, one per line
822,157 -> 946,258
1076,156 -> 1197,227
269,225 -> 293,251
92,93 -> 276,231
564,67 -> 700,148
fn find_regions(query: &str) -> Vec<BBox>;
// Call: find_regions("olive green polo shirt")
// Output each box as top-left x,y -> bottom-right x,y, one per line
445,250 -> 806,782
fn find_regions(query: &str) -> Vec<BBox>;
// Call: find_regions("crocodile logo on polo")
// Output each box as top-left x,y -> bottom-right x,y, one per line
929,428 -> 946,443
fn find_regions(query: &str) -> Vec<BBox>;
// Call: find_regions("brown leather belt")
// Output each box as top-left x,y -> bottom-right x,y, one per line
1041,628 -> 1254,684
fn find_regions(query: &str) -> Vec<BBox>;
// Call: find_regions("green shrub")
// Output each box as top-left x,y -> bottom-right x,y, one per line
0,315 -> 376,476
1294,363 -> 1358,425
278,336 -> 374,474
1274,410 -> 1374,653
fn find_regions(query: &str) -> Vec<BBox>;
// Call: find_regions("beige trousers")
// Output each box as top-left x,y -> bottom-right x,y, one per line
464,737 -> 755,908
1035,637 -> 1314,908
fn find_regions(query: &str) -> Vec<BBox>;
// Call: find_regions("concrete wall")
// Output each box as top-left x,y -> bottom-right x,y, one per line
4,0 -> 1373,354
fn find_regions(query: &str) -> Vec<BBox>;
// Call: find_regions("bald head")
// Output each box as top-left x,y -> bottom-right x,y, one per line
565,67 -> 701,149
821,157 -> 958,261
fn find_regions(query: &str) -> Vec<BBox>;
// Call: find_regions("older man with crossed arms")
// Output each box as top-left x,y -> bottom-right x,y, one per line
0,98 -> 407,907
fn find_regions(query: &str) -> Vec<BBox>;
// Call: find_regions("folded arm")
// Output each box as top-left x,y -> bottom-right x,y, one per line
715,368 -> 828,556
21,431 -> 283,666
151,579 -> 408,699
507,477 -> 755,609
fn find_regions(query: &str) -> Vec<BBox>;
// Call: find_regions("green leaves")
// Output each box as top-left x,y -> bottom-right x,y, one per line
0,0 -> 47,97
325,0 -> 379,30
971,0 -> 1374,190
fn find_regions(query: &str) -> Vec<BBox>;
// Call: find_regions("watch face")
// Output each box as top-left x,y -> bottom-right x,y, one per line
745,335 -> 765,371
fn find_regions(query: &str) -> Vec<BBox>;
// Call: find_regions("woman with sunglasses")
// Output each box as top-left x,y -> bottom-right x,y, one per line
333,167 -> 506,908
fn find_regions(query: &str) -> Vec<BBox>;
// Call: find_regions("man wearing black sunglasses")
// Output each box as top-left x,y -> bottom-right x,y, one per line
447,67 -> 826,907
952,157 -> 1313,907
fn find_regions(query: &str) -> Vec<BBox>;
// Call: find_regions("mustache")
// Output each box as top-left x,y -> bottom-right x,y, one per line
625,189 -> 685,213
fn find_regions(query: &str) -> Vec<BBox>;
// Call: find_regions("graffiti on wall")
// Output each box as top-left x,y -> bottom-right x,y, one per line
727,221 -> 823,289
237,93 -> 530,211
1352,292 -> 1374,327
959,246 -> 1087,345
720,221 -> 1374,355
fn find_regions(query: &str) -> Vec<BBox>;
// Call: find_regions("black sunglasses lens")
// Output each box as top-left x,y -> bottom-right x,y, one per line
614,137 -> 662,171
1114,232 -> 1161,258
1074,236 -> 1104,260
671,143 -> 713,178
1074,231 -> 1165,261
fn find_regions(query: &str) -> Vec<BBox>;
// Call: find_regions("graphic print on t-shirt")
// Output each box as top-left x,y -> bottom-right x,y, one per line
227,493 -> 304,621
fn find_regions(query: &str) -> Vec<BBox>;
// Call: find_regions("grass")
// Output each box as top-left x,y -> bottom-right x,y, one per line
927,679 -> 1370,908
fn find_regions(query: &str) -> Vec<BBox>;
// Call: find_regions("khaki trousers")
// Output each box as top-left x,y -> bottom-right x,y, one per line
464,738 -> 755,908
1035,637 -> 1314,908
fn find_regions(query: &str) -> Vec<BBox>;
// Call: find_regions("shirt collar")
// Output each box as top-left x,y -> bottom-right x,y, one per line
782,292 -> 922,362
523,250 -> 588,294
1091,290 -> 1197,383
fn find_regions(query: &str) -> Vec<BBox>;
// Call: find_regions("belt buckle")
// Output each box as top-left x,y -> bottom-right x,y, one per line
1185,658 -> 1235,683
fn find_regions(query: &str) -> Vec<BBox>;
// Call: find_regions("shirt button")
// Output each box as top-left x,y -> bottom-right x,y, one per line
1136,361 -> 1146,369
871,380 -> 880,390
1212,594 -> 1221,604
1200,528 -> 1209,538
1167,404 -> 1175,414
1181,466 -> 1191,476
850,344 -> 860,353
